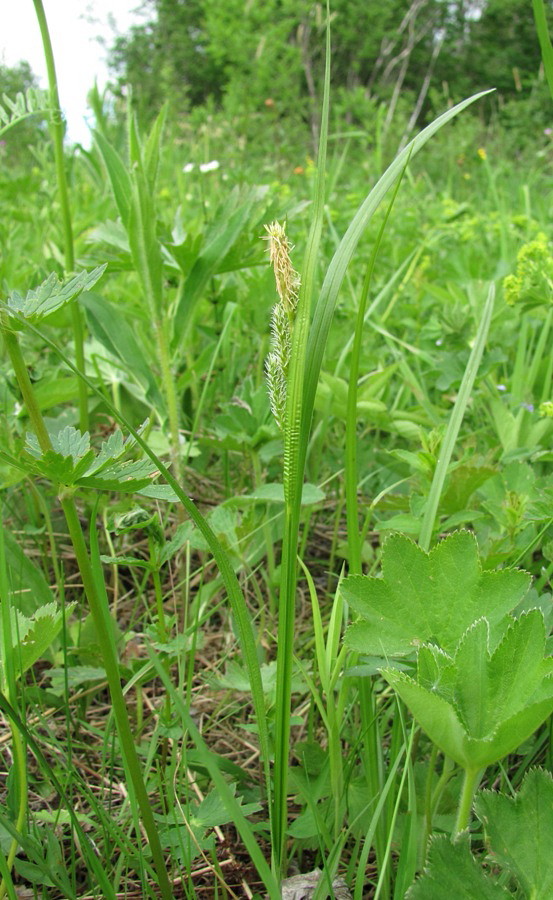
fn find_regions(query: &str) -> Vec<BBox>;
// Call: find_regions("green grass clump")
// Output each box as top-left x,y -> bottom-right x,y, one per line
0,3 -> 553,897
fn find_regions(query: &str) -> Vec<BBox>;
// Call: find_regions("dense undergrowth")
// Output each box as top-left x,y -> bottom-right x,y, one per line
1,5 -> 553,898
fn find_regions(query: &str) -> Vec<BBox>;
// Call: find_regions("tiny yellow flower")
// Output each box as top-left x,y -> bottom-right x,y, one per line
477,147 -> 487,161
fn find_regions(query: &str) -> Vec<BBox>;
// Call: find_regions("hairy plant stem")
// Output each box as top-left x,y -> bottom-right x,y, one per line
154,316 -> 182,486
32,0 -> 88,433
2,322 -> 173,900
454,767 -> 482,836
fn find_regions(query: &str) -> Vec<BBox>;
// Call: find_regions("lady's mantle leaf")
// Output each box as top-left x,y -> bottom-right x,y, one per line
343,531 -> 529,657
382,611 -> 553,771
406,834 -> 509,898
475,769 -> 553,900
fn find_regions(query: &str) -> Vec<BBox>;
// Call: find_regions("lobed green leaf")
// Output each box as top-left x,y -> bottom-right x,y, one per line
7,266 -> 107,323
343,531 -> 530,658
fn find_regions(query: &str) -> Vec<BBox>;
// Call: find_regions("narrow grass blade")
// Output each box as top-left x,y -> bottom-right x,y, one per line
147,650 -> 281,900
345,163 -> 407,574
354,738 -> 407,900
302,90 -> 494,471
533,0 -> 553,101
0,693 -> 116,899
418,282 -> 495,550
13,314 -> 272,833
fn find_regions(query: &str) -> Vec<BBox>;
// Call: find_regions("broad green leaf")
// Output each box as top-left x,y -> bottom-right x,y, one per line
32,377 -> 80,412
158,522 -> 197,565
7,266 -> 106,322
2,527 -> 54,617
138,483 -> 180,501
407,834 -> 509,898
226,482 -> 325,506
383,611 -> 553,771
172,186 -> 265,343
78,459 -> 158,492
93,130 -> 132,224
343,531 -> 529,657
193,784 -> 261,828
16,602 -> 74,677
48,665 -> 107,694
1,603 -> 73,680
475,768 -> 553,899
81,293 -> 163,408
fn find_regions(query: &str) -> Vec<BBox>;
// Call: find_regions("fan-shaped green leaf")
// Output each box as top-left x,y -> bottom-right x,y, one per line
475,768 -> 553,899
343,531 -> 529,657
383,611 -> 553,771
407,834 -> 509,898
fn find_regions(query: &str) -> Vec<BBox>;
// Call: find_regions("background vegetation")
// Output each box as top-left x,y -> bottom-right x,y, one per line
1,0 -> 553,897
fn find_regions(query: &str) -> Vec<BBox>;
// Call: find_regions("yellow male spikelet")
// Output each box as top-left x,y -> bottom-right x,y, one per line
264,222 -> 300,430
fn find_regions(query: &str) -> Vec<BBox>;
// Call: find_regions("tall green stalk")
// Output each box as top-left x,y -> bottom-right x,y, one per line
1,321 -> 173,899
270,13 -> 331,876
32,0 -> 88,433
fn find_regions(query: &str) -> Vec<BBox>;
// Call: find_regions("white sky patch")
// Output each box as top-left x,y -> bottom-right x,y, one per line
0,1 -> 148,146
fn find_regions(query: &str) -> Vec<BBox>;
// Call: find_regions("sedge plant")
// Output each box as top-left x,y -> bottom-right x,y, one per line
263,19 -> 492,877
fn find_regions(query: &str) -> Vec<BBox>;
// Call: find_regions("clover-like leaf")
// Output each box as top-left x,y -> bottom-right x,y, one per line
407,833 -> 509,898
7,265 -> 107,322
475,768 -> 553,899
343,531 -> 529,657
382,611 -> 553,771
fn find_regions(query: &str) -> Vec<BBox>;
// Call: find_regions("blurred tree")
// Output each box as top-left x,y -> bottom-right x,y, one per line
108,0 -> 226,122
106,0 -> 553,131
434,0 -> 552,101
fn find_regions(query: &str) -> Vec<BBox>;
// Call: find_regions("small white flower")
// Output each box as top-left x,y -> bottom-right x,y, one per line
435,338 -> 443,346
13,402 -> 22,416
497,384 -> 507,392
199,160 -> 220,173
182,162 -> 195,173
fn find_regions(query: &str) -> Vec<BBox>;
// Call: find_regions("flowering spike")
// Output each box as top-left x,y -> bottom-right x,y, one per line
263,221 -> 301,432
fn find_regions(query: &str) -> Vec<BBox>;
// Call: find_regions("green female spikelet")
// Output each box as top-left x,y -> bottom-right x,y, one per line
264,222 -> 300,430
